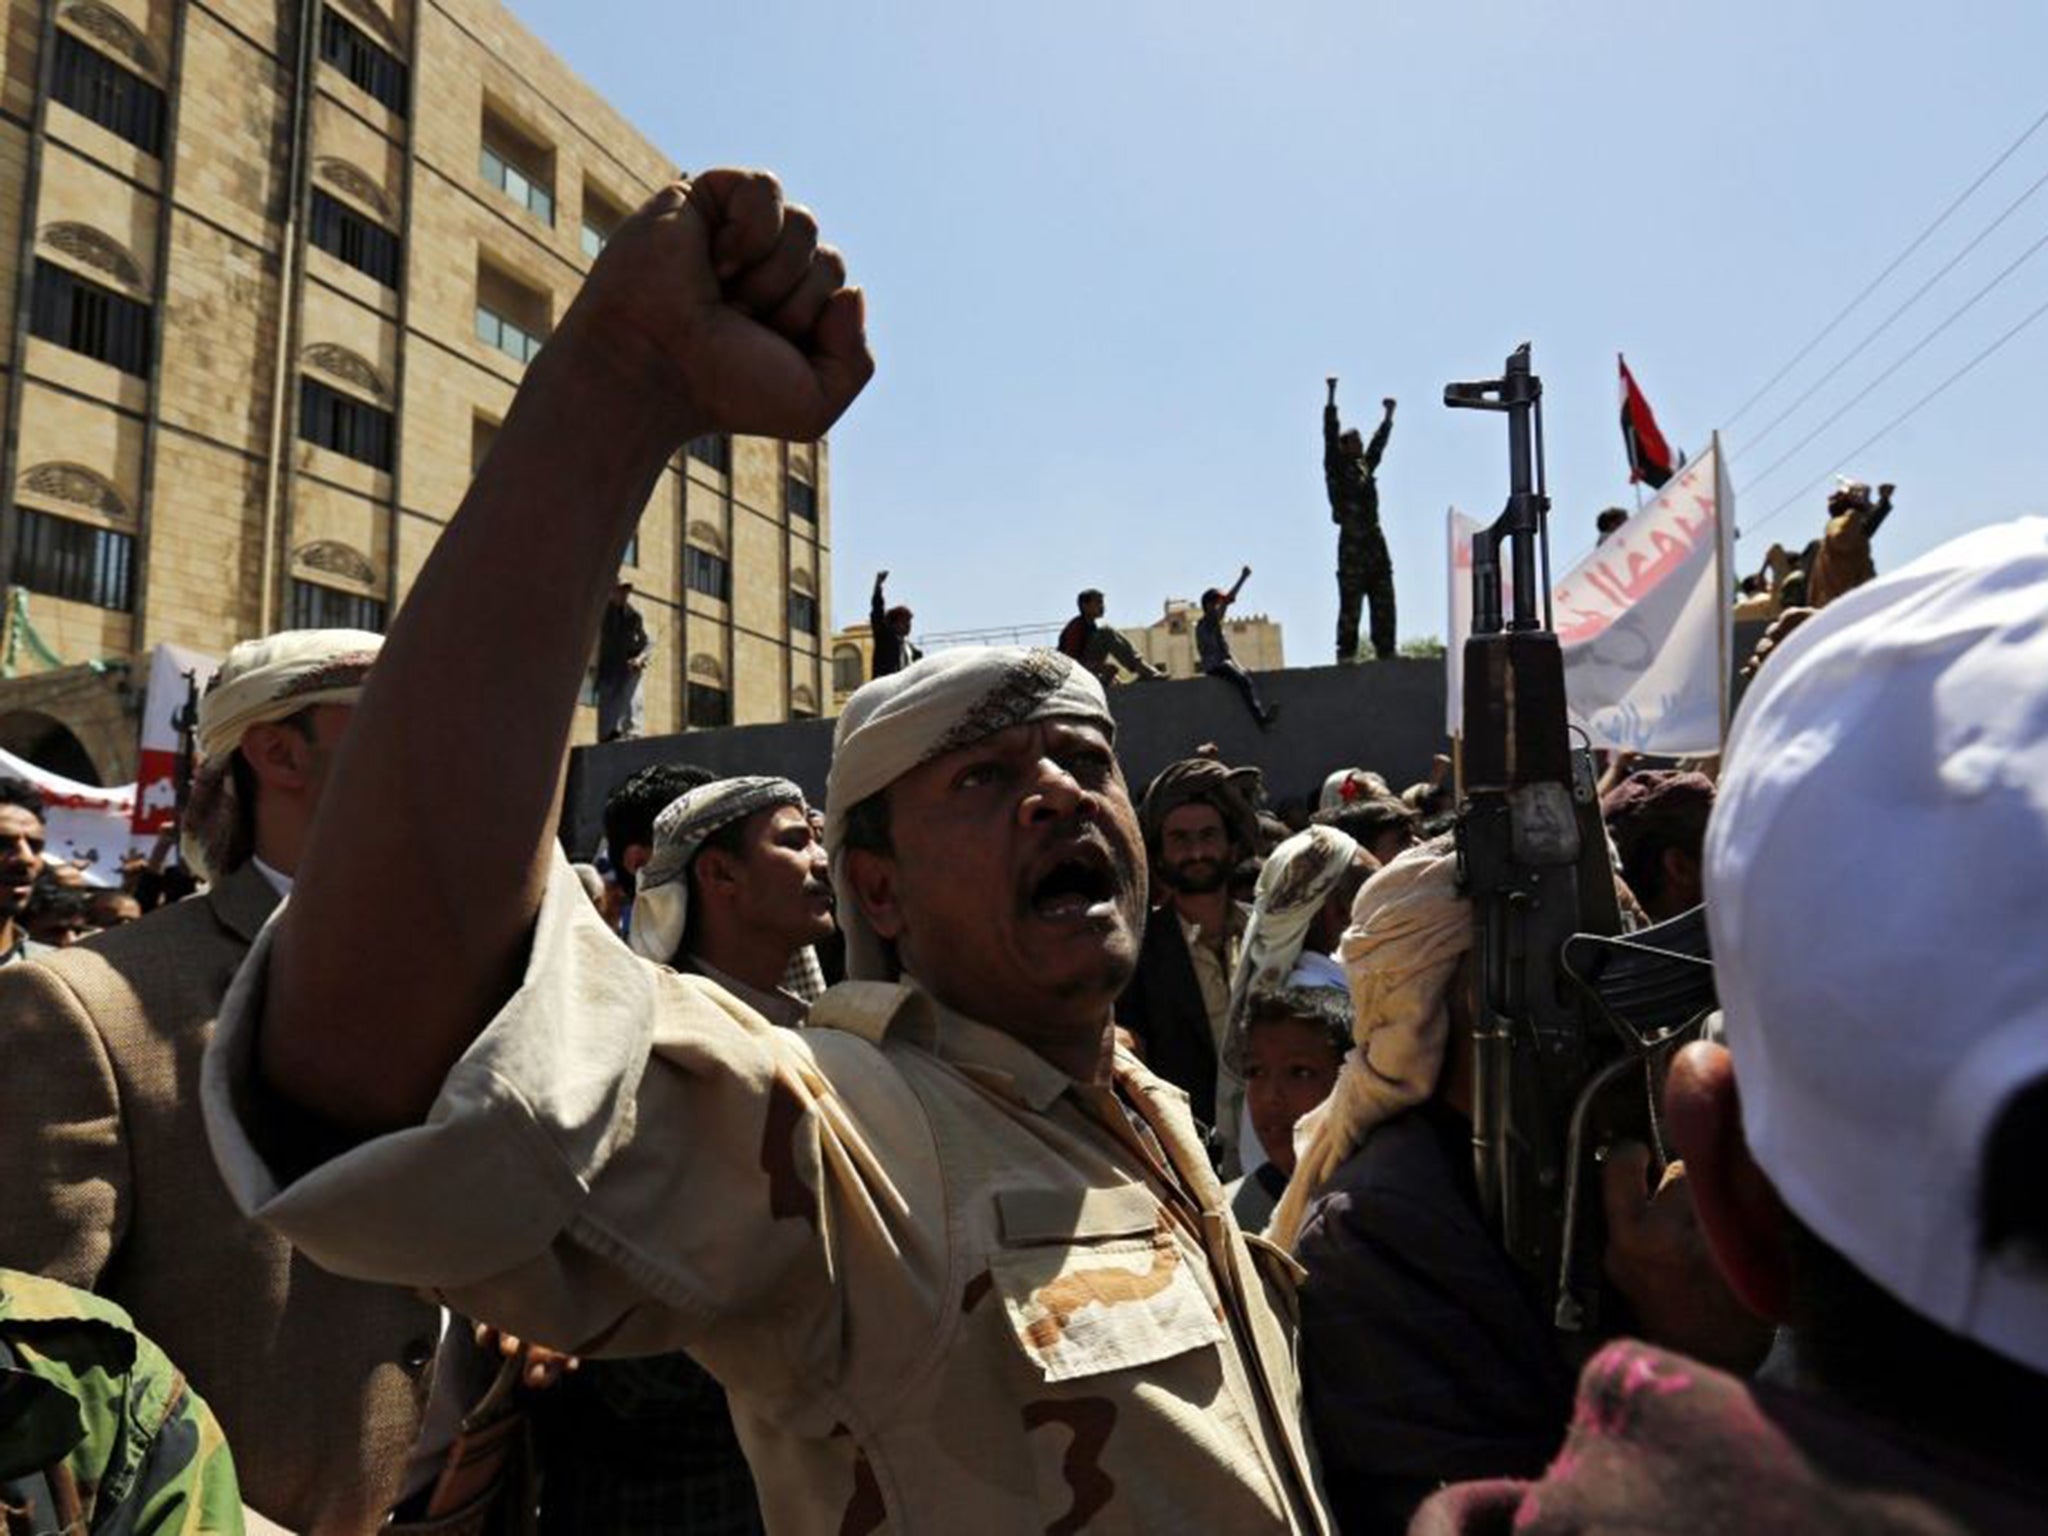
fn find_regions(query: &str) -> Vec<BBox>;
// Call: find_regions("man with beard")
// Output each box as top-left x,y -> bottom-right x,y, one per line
0,777 -> 51,964
201,171 -> 1330,1533
1116,757 -> 1263,1149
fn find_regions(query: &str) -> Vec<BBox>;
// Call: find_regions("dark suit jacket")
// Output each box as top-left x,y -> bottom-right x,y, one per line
0,865 -> 439,1533
1115,907 -> 1220,1129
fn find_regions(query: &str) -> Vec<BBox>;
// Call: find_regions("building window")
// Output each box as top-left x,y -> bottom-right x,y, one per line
291,578 -> 386,631
319,8 -> 407,116
833,645 -> 864,693
480,112 -> 554,225
29,259 -> 151,376
309,189 -> 401,287
11,507 -> 134,611
685,546 -> 731,602
686,434 -> 730,473
474,305 -> 543,363
787,475 -> 817,522
470,414 -> 498,473
475,261 -> 549,365
687,682 -> 731,728
52,31 -> 165,154
580,186 -> 624,258
788,591 -> 819,635
299,376 -> 394,470
622,530 -> 639,568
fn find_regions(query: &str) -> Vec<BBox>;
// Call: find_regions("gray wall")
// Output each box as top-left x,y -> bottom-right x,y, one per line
560,659 -> 1453,855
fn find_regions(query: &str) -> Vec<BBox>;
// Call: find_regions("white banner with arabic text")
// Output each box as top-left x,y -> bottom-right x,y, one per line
1447,439 -> 1731,755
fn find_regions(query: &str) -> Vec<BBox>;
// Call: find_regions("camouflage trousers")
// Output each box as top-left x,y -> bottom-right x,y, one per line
1337,525 -> 1396,661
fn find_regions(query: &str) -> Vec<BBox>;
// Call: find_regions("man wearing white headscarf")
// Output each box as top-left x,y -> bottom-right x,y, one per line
1220,823 -> 1368,1173
198,172 -> 1329,1534
628,774 -> 829,1028
1279,840 -> 1754,1535
0,627 -> 440,1533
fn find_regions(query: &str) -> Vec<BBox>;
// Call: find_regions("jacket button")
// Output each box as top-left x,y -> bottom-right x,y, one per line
402,1335 -> 436,1372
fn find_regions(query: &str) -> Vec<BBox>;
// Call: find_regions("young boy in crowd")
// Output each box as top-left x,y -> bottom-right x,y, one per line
1227,969 -> 1351,1232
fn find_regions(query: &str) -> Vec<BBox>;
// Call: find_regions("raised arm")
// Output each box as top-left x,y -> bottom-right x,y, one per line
1365,397 -> 1395,471
1866,482 -> 1896,536
1324,378 -> 1341,454
871,569 -> 889,628
263,173 -> 871,1133
1225,564 -> 1252,604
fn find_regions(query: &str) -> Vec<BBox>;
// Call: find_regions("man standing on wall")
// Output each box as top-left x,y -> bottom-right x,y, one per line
1324,379 -> 1398,662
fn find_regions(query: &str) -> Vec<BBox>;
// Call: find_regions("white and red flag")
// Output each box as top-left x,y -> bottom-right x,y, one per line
132,642 -> 217,834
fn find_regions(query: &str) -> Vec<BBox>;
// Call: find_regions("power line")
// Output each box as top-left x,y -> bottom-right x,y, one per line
1734,161 -> 2048,461
1738,223 -> 2048,496
1743,286 -> 2048,537
1721,102 -> 2048,431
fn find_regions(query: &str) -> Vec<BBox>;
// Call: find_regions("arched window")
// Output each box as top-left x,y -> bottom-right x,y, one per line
833,645 -> 864,693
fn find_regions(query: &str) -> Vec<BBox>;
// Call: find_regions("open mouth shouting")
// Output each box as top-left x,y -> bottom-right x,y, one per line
1025,838 -> 1126,927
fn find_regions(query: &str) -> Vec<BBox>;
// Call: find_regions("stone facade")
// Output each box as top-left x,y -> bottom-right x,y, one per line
1130,598 -> 1285,679
0,0 -> 831,784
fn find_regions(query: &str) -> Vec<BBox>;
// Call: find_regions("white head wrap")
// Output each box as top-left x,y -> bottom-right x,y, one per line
1268,841 -> 1472,1248
823,647 -> 1114,981
1225,825 -> 1362,1064
182,629 -> 383,881
628,776 -> 809,964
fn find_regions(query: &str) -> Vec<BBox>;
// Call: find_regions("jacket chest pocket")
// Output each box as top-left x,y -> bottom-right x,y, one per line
988,1183 -> 1225,1383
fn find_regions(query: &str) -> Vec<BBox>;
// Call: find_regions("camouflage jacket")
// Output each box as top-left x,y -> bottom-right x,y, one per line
206,852 -> 1332,1535
0,1269 -> 242,1533
1324,404 -> 1392,533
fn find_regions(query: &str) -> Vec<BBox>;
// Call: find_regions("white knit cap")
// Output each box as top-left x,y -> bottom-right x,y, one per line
1706,516 -> 2048,1375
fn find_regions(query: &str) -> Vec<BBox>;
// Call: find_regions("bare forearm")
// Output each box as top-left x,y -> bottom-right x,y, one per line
266,332 -> 688,1129
259,170 -> 872,1133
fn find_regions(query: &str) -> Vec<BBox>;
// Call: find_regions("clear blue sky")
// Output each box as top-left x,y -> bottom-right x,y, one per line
510,0 -> 2048,659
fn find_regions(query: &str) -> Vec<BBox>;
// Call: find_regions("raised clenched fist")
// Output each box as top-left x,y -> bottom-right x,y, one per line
559,169 -> 873,447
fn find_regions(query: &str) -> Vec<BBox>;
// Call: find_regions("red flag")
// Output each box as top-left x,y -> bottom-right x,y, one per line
1619,354 -> 1679,489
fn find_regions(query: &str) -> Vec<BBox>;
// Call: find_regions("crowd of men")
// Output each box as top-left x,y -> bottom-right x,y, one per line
0,170 -> 2039,1536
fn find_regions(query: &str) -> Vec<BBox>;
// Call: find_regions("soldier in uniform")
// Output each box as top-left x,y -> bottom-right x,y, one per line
1324,380 -> 1398,661
0,1268 -> 243,1530
204,170 -> 1331,1534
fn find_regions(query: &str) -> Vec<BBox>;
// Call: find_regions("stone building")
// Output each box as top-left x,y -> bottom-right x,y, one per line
0,0 -> 831,784
1130,598 -> 1284,679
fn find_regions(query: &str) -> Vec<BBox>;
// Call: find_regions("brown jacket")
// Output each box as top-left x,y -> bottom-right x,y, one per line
0,865 -> 438,1533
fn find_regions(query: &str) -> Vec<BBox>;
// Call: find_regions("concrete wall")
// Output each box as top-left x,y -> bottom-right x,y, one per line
561,658 -> 1452,855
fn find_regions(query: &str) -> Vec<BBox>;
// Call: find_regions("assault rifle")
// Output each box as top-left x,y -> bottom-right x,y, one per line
1445,345 -> 1712,1335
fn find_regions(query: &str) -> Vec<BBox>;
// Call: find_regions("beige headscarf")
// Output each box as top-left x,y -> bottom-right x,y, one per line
182,629 -> 382,881
628,776 -> 808,964
1267,841 -> 1472,1248
1224,825 -> 1362,1064
823,647 -> 1114,981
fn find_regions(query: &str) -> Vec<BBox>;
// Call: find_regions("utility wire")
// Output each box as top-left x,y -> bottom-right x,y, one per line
1739,223 -> 2048,496
1735,161 -> 2048,461
1722,102 -> 2048,431
1744,287 -> 2048,536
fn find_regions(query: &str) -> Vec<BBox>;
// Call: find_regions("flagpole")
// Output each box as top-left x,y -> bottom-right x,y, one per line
1713,430 -> 1731,747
